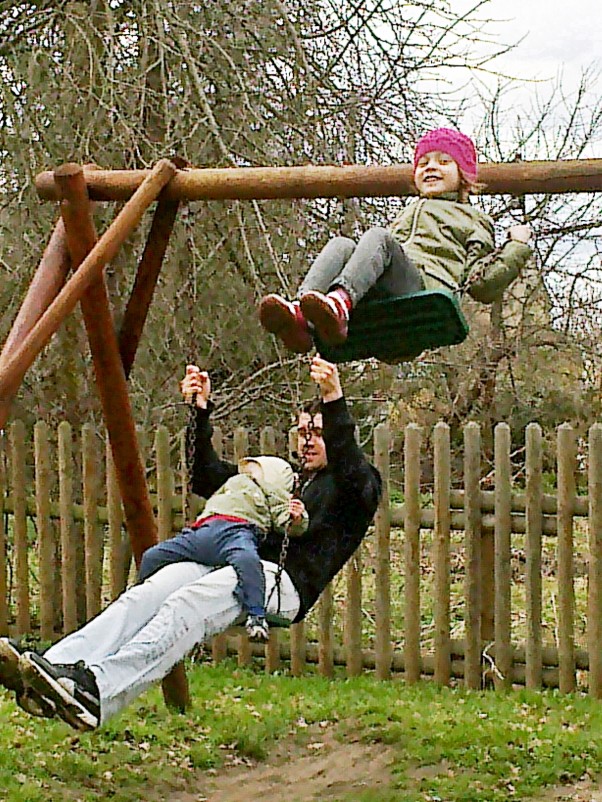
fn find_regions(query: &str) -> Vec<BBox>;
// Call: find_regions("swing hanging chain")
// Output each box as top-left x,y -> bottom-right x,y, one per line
184,398 -> 198,521
267,364 -> 316,617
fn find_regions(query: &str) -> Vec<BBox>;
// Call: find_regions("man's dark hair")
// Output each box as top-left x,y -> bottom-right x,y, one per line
298,397 -> 322,418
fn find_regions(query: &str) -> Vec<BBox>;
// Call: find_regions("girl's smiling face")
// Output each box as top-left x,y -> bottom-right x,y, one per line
414,150 -> 461,197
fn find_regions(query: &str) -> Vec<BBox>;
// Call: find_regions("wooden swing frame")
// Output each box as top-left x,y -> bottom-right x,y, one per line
0,156 -> 601,710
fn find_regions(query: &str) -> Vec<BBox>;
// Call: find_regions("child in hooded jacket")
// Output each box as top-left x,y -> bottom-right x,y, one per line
259,127 -> 533,352
138,454 -> 307,641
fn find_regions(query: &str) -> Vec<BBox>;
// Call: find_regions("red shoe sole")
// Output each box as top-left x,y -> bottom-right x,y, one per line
300,293 -> 348,346
259,296 -> 313,354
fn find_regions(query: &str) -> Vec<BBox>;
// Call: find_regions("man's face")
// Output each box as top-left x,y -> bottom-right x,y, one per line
297,412 -> 327,472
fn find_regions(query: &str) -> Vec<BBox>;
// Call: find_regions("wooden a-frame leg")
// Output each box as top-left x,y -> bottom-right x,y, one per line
119,196 -> 180,376
118,156 -> 187,377
53,163 -> 189,711
0,220 -> 71,429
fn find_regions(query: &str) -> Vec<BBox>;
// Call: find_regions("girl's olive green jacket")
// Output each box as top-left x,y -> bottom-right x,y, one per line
388,193 -> 532,303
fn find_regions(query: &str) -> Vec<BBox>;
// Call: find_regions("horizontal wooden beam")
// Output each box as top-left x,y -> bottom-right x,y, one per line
35,158 -> 602,202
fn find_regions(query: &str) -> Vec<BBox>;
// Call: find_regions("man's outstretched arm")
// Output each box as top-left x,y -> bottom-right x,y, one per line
181,365 -> 237,498
311,356 -> 382,512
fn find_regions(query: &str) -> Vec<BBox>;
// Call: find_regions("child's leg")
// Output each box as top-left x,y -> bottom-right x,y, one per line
160,520 -> 265,614
298,228 -> 423,345
213,529 -> 266,617
331,226 -> 423,304
298,237 -> 356,297
137,527 -> 214,581
259,237 -> 355,352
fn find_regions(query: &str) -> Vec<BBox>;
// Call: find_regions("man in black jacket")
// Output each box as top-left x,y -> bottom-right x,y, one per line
187,355 -> 382,624
1,356 -> 381,732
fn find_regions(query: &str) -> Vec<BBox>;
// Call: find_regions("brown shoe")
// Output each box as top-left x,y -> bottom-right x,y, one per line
300,291 -> 349,346
259,294 -> 313,354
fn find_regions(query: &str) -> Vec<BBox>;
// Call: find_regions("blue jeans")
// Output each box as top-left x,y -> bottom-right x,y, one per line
139,519 -> 266,617
298,226 -> 424,306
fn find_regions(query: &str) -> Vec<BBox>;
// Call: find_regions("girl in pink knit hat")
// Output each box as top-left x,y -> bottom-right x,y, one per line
259,128 -> 532,353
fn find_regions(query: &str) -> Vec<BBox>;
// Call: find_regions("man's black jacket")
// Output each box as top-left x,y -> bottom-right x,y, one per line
188,396 -> 382,622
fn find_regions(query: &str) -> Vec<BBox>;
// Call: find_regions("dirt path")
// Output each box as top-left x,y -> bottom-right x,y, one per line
532,778 -> 602,802
170,729 -> 398,802
163,727 -> 602,802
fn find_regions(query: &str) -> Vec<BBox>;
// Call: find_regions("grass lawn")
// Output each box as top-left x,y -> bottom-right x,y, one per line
1,658 -> 602,801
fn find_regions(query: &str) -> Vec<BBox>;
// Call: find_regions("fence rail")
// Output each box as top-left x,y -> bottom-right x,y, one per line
0,418 -> 597,694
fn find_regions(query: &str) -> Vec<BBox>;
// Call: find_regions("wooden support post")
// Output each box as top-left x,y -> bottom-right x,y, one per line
494,423 -> 512,690
373,423 -> 392,681
58,421 -> 78,635
588,424 -> 602,698
557,424 -> 576,693
464,423 -> 482,690
525,423 -> 543,688
53,163 -> 159,562
404,423 -> 421,683
35,421 -> 55,642
0,219 -> 71,428
433,422 -> 451,686
10,421 -> 30,635
53,162 -> 188,711
35,158 -> 602,202
0,159 -> 176,409
82,424 -> 101,620
118,195 -> 180,376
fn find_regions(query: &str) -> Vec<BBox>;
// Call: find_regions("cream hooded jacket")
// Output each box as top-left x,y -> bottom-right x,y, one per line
199,456 -> 308,537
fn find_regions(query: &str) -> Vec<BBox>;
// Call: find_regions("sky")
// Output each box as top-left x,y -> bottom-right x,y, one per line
452,0 -> 601,156
487,0 -> 599,82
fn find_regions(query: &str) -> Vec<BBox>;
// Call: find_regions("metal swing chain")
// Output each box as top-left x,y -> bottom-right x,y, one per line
183,398 -> 197,523
267,353 -> 318,615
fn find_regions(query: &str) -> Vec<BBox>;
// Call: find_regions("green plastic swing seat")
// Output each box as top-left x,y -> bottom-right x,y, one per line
314,289 -> 469,364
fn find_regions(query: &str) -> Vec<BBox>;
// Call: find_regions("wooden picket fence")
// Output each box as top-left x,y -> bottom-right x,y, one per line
0,418 -> 601,695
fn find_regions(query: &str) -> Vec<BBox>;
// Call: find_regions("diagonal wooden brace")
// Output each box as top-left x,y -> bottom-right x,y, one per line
0,220 -> 71,429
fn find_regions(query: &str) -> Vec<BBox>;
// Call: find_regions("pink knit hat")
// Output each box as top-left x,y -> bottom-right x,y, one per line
413,128 -> 478,183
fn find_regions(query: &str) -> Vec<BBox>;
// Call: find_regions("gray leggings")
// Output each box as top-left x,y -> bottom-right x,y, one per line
298,226 -> 424,306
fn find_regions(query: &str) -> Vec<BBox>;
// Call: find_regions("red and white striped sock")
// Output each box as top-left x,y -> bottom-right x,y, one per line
327,288 -> 353,319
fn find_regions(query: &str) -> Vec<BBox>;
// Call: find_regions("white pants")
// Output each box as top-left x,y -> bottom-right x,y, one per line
45,561 -> 300,724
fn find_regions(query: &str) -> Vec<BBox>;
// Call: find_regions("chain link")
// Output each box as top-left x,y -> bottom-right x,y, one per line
183,398 -> 197,522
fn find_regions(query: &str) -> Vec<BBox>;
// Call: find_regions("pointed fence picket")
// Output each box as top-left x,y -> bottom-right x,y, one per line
0,417 -> 599,695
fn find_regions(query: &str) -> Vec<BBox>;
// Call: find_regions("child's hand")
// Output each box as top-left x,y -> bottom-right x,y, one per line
180,365 -> 211,408
507,224 -> 532,244
310,355 -> 343,403
289,498 -> 306,523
